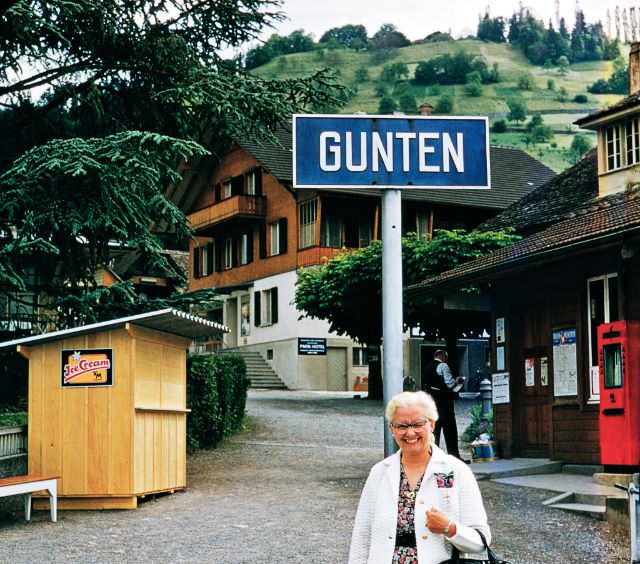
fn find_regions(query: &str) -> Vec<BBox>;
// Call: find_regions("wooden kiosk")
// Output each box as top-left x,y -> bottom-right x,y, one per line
0,309 -> 225,510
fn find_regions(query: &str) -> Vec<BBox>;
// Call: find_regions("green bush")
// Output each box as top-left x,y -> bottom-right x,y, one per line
0,407 -> 27,427
573,93 -> 588,103
462,402 -> 494,443
186,354 -> 250,449
492,119 -> 507,133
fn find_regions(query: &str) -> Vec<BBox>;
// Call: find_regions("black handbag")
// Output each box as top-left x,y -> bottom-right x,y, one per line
441,530 -> 510,564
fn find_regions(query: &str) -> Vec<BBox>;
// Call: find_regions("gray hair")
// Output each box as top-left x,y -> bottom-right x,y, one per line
434,349 -> 447,359
385,391 -> 439,423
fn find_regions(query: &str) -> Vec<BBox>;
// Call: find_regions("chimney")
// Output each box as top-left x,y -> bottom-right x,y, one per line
630,42 -> 640,95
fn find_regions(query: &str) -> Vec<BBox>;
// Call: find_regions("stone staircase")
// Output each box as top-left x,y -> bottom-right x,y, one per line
218,349 -> 287,389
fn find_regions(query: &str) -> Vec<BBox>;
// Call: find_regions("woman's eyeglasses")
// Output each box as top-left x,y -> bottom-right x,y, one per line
389,419 -> 430,434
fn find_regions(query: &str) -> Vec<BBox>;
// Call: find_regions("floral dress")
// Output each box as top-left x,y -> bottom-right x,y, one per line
392,464 -> 424,563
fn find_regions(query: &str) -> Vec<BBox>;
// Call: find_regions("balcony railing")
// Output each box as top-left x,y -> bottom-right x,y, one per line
297,246 -> 347,268
187,195 -> 266,232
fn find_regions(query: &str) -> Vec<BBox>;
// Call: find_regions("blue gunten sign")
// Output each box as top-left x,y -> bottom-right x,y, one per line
293,114 -> 490,189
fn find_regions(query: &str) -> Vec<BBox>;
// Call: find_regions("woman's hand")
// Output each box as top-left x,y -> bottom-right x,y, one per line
426,507 -> 457,537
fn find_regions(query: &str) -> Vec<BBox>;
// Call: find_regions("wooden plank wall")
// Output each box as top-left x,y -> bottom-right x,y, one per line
131,326 -> 189,494
28,328 -> 133,497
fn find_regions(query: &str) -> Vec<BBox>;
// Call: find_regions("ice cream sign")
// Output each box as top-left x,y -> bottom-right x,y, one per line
61,349 -> 113,388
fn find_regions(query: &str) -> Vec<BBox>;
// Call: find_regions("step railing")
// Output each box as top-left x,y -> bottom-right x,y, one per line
0,425 -> 27,459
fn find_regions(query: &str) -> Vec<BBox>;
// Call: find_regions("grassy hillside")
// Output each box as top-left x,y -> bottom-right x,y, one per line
254,39 -> 626,171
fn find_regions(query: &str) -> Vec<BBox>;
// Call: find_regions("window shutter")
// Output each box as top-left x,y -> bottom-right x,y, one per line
215,239 -> 223,272
215,184 -> 221,202
259,225 -> 267,259
231,236 -> 238,268
247,230 -> 254,263
270,287 -> 278,324
193,247 -> 201,278
205,242 -> 214,275
279,218 -> 287,255
254,292 -> 261,326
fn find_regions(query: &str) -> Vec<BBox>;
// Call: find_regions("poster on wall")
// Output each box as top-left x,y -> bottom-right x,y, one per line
61,349 -> 113,388
552,328 -> 577,397
240,295 -> 251,337
496,317 -> 505,343
541,357 -> 549,386
496,346 -> 505,370
525,358 -> 535,387
492,372 -> 510,404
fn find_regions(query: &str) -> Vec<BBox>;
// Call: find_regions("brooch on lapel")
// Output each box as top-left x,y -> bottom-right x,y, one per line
434,471 -> 454,488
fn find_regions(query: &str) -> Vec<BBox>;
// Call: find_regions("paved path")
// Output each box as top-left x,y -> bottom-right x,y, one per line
0,390 -> 630,562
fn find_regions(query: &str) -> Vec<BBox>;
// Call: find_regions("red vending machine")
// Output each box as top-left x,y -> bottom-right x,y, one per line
598,320 -> 640,467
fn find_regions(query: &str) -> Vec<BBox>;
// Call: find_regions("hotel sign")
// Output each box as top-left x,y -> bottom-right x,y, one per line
293,114 -> 490,189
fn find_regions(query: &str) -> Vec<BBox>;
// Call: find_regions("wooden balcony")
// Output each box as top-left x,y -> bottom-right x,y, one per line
297,246 -> 348,268
187,195 -> 266,233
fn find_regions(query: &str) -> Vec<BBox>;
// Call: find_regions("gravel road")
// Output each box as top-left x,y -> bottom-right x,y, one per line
0,390 -> 630,562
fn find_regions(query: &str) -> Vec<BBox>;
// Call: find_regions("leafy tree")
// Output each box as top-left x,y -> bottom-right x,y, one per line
370,23 -> 411,50
398,92 -> 418,113
517,73 -> 535,90
492,119 -> 507,133
464,81 -> 482,97
477,12 -> 506,42
354,67 -> 370,82
434,95 -> 454,114
547,78 -> 556,91
588,57 -> 629,95
320,24 -> 368,49
569,134 -> 592,163
556,86 -> 568,102
556,55 -> 570,76
506,98 -> 527,123
295,231 -> 519,400
245,29 -> 316,69
0,0 -> 345,326
378,95 -> 397,114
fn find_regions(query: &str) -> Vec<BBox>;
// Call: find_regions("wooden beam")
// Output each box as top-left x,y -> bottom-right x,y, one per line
16,345 -> 30,360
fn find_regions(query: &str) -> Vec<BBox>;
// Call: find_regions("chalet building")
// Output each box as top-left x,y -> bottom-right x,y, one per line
167,126 -> 554,391
407,44 -> 640,465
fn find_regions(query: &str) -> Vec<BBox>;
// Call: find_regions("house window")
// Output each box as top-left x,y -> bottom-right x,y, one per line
416,212 -> 430,239
247,171 -> 257,195
222,180 -> 232,199
240,232 -> 251,265
224,238 -> 233,269
587,273 -> 619,402
606,125 -> 622,171
321,216 -> 343,247
201,243 -> 213,276
254,287 -> 278,326
352,347 -> 368,366
358,220 -> 372,248
626,117 -> 640,166
193,246 -> 201,278
299,200 -> 317,249
270,221 -> 280,255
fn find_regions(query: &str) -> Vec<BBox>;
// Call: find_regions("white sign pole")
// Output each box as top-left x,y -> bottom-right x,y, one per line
382,188 -> 404,457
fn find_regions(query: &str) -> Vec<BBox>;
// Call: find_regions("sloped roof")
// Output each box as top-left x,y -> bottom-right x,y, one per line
236,129 -> 556,210
0,309 -> 227,351
407,191 -> 640,298
478,149 -> 599,233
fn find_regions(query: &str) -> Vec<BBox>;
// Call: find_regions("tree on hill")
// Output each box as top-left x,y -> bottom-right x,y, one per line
370,23 -> 411,50
434,95 -> 454,114
477,12 -> 506,42
588,57 -> 629,95
398,92 -> 418,113
569,134 -> 592,163
378,95 -> 397,114
319,24 -> 368,49
245,29 -> 316,69
507,98 -> 528,124
0,0 -> 345,327
295,230 -> 519,400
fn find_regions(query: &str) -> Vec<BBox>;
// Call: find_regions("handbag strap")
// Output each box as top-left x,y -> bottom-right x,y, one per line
449,529 -> 497,564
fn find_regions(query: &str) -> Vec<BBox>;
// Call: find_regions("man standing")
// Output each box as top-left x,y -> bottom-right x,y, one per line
421,349 -> 465,460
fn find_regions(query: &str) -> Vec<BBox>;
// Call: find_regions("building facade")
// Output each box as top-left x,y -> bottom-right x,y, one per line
171,127 -> 555,391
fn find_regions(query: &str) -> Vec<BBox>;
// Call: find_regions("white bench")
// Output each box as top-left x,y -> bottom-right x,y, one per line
0,475 -> 59,522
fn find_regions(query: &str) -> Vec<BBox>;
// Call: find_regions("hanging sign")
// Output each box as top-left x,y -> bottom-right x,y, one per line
293,114 -> 490,189
61,349 -> 113,388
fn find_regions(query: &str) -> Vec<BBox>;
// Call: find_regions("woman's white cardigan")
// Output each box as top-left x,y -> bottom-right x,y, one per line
348,446 -> 491,564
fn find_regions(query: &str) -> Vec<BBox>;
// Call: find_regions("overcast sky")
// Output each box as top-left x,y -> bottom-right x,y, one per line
256,0 -> 628,43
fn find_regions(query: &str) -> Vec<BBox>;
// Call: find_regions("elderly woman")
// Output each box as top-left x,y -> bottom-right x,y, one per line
349,391 -> 491,564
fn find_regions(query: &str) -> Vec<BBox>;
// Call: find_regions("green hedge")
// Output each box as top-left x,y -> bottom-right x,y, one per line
186,354 -> 250,449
